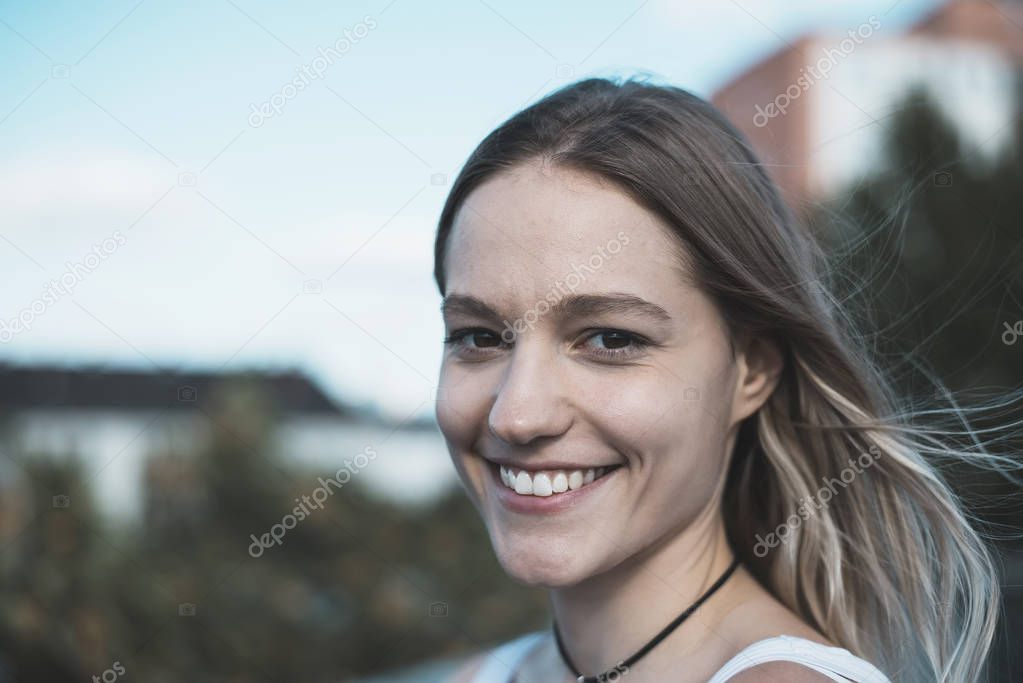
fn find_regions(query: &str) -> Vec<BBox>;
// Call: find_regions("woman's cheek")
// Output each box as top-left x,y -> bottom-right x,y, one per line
434,364 -> 476,444
435,369 -> 493,476
592,372 -> 725,497
586,370 -> 689,439
433,386 -> 463,450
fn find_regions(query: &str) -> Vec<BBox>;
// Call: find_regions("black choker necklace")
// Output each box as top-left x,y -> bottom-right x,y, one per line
552,558 -> 741,683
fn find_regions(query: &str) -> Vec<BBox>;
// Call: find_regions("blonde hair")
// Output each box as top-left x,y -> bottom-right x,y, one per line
433,75 -> 1019,681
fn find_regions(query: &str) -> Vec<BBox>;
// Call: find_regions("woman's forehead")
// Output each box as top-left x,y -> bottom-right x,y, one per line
446,164 -> 682,282
454,163 -> 643,241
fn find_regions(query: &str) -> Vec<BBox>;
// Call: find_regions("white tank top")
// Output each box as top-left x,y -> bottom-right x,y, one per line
468,631 -> 892,683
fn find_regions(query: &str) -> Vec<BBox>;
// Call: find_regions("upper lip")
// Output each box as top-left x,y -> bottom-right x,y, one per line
484,457 -> 624,472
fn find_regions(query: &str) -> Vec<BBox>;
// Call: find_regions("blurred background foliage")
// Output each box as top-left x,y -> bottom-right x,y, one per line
1,381 -> 549,682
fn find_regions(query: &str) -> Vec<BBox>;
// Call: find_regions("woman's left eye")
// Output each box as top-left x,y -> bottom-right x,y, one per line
578,329 -> 650,360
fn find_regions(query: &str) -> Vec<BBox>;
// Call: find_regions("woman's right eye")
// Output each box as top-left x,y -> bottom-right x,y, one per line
442,328 -> 505,356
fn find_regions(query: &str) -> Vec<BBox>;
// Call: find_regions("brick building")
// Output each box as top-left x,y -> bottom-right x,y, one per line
711,0 -> 1022,208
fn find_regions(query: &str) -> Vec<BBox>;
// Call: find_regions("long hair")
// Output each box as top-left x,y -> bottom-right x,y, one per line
432,76 -> 1015,681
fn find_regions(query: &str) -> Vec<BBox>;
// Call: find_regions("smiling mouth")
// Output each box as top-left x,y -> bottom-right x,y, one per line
493,462 -> 623,497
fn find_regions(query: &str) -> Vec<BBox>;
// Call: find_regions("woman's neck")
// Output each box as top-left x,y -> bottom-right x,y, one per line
547,512 -> 737,678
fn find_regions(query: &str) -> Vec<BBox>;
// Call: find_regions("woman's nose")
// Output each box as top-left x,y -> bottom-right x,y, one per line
487,345 -> 572,446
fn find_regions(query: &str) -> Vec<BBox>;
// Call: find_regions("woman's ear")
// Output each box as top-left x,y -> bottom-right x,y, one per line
730,333 -> 784,425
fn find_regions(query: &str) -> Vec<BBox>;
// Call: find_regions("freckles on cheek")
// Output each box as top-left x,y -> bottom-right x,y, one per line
436,370 -> 489,452
593,373 -> 723,481
436,395 -> 471,452
435,388 -> 483,500
592,377 -> 682,447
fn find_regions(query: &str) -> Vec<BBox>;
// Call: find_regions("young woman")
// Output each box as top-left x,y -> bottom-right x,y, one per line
433,77 -> 1003,682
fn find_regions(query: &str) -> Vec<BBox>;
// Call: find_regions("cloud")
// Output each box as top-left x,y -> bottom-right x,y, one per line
0,148 -> 170,214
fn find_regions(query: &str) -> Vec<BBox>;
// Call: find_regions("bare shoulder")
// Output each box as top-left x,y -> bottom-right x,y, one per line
702,571 -> 843,681
727,661 -> 837,682
446,653 -> 486,683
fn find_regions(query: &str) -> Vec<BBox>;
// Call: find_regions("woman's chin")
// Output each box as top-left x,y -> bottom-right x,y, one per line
491,538 -> 595,588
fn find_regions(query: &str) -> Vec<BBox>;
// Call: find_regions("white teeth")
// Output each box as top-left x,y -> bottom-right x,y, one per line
498,464 -> 617,496
532,472 -> 553,496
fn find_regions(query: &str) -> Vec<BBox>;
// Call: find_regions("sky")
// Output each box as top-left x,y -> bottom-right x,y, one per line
0,0 -> 942,422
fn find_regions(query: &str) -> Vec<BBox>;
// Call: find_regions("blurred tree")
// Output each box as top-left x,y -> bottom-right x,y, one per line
819,84 -> 1022,398
0,378 -> 548,682
809,83 -> 1023,683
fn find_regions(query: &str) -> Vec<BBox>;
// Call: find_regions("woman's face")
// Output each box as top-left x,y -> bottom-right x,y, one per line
436,160 -> 758,587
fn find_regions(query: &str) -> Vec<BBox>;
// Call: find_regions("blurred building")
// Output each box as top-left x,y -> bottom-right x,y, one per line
0,363 -> 455,523
711,0 -> 1023,207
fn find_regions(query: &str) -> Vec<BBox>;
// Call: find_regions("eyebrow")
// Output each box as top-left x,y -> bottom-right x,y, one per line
440,292 -> 673,324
